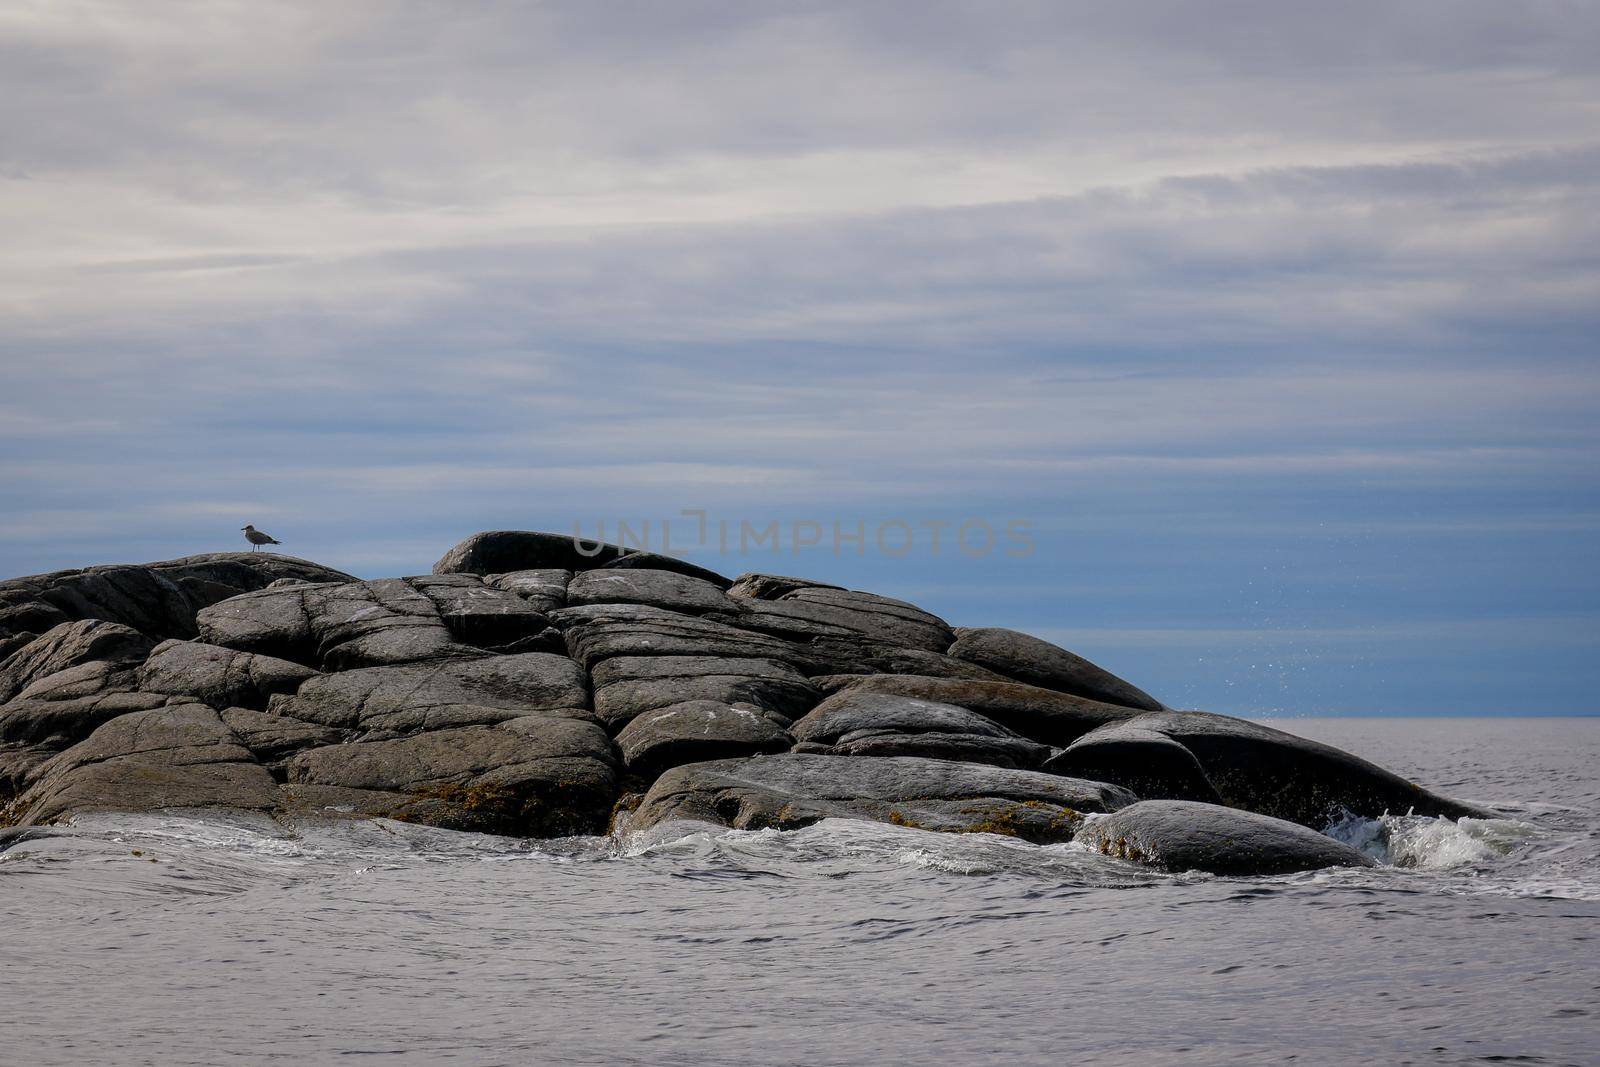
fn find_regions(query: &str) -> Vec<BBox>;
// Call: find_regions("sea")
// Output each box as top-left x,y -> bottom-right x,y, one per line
3,717 -> 1596,1067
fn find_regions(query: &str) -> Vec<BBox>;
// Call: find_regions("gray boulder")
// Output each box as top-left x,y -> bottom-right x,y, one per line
590,654 -> 819,729
285,717 -> 617,836
269,653 -> 590,733
602,552 -> 733,589
553,603 -> 840,674
485,569 -> 571,614
628,753 -> 1136,843
790,691 -> 1049,769
726,573 -> 843,600
725,587 -> 953,653
137,639 -> 317,710
408,575 -> 551,647
947,627 -> 1163,710
1087,710 -> 1494,826
0,619 -> 155,703
1076,800 -> 1377,875
196,584 -> 322,663
0,553 -> 355,642
809,674 -> 1142,747
614,700 -> 792,778
433,530 -> 627,575
568,568 -> 734,615
10,704 -> 280,825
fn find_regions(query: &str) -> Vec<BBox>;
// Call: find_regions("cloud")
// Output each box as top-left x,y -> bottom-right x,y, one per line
1,2 -> 1597,712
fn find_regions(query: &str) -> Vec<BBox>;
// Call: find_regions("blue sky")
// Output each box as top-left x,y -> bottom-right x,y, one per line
2,2 -> 1597,714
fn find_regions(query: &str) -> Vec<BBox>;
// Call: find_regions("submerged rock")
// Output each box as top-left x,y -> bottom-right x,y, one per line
0,532 -> 1493,862
1076,800 -> 1377,875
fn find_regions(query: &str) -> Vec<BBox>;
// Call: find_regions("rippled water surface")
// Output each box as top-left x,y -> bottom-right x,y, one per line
4,717 -> 1597,1066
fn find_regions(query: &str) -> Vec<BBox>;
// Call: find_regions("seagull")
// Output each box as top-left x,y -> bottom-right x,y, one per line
241,524 -> 282,552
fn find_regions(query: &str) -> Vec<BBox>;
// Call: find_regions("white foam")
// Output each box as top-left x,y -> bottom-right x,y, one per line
1324,810 -> 1538,870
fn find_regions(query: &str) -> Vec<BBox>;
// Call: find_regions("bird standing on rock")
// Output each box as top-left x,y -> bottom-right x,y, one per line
241,524 -> 282,552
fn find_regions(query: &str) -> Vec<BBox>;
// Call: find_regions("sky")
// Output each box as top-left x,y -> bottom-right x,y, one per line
2,1 -> 1597,715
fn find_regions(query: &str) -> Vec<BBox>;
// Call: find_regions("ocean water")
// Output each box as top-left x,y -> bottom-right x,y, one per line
3,717 -> 1596,1067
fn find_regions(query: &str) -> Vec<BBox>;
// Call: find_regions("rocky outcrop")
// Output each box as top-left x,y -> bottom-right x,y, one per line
0,534 -> 1493,879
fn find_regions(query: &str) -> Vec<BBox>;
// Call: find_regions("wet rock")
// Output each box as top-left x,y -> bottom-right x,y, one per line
1094,710 -> 1494,826
614,700 -> 792,778
270,653 -> 590,733
284,717 -> 617,836
628,753 -> 1136,843
137,640 -> 317,710
0,620 -> 155,703
809,674 -> 1141,747
567,568 -> 735,615
1076,800 -> 1377,875
484,569 -> 571,614
433,530 -> 626,575
11,704 -> 279,825
589,654 -> 819,729
947,627 -> 1163,711
1043,722 -> 1224,804
790,691 -> 1049,769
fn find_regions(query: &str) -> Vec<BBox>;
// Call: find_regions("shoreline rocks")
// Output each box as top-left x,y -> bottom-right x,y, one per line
0,534 -> 1495,876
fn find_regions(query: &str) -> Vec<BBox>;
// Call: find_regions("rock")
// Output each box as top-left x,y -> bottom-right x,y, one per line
603,552 -> 733,589
1043,722 -> 1224,804
589,654 -> 819,729
0,531 -> 1495,847
219,707 -> 343,770
614,700 -> 792,778
567,568 -> 735,615
484,569 -> 571,614
726,587 -> 953,653
726,573 -> 844,600
269,653 -> 590,733
1090,710 -> 1494,826
0,620 -> 155,703
10,704 -> 279,825
303,578 -> 468,669
0,621 -> 167,754
0,686 -> 168,749
0,553 -> 355,643
284,717 -> 617,836
789,691 -> 1049,769
947,627 -> 1163,710
196,585 -> 319,663
433,530 -> 627,575
552,603 -> 839,674
1076,800 -> 1377,875
808,674 -> 1142,747
407,575 -> 551,648
628,753 -> 1136,843
135,640 -> 317,711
